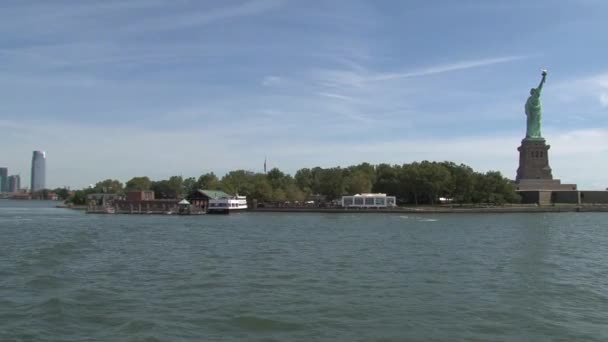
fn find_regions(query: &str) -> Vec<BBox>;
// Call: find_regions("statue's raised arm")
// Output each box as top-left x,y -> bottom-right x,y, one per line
537,69 -> 547,93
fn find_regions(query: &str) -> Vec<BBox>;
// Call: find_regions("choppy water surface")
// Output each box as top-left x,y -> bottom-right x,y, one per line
1,200 -> 607,341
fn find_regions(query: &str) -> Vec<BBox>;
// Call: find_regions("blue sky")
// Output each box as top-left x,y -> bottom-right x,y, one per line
1,0 -> 607,189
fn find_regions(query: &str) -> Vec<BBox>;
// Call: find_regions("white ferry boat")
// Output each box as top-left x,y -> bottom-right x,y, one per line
207,195 -> 248,214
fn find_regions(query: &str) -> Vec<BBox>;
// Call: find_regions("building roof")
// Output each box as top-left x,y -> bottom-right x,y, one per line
195,189 -> 232,199
347,193 -> 388,197
178,199 -> 190,205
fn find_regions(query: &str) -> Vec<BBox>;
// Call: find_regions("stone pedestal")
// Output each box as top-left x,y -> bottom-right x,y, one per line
515,137 -> 577,192
516,138 -> 553,181
516,179 -> 577,191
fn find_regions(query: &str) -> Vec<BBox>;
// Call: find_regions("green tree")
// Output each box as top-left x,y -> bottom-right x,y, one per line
151,176 -> 184,199
417,161 -> 451,204
196,172 -> 221,190
474,171 -> 520,204
169,176 -> 185,198
295,168 -> 313,193
151,180 -> 170,199
267,167 -> 289,190
125,176 -> 152,191
53,187 -> 70,200
348,163 -> 376,185
182,177 -> 197,195
441,162 -> 476,204
309,167 -> 324,195
93,179 -> 124,193
66,190 -> 91,205
250,174 -> 273,203
285,183 -> 307,203
373,164 -> 400,195
318,167 -> 345,200
400,163 -> 422,205
272,188 -> 287,203
221,170 -> 255,196
72,191 -> 87,205
344,170 -> 373,194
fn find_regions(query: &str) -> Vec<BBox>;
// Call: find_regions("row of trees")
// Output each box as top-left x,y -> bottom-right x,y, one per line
68,161 -> 520,205
293,161 -> 519,205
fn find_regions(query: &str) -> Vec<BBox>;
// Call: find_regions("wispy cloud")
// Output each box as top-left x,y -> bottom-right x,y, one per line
297,54 -> 529,125
371,55 -> 530,82
309,55 -> 529,91
317,92 -> 355,102
122,0 -> 286,33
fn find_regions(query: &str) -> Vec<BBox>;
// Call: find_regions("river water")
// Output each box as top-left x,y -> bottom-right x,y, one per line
1,200 -> 607,341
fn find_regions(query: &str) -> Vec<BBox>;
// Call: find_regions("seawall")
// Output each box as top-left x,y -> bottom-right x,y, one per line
249,205 -> 608,214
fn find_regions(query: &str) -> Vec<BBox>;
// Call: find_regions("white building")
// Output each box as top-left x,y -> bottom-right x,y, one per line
341,193 -> 396,208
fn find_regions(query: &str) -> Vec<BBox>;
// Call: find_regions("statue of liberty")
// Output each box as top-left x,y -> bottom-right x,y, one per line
525,70 -> 547,139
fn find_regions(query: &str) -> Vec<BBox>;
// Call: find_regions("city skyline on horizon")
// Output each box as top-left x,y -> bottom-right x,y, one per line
1,150 -> 46,192
1,1 -> 607,189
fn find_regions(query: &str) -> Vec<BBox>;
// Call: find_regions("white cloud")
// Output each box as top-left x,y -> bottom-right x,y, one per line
262,76 -> 283,87
600,94 -> 608,107
552,72 -> 608,108
593,74 -> 608,107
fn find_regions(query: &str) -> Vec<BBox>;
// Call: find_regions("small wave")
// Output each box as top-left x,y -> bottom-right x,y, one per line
18,240 -> 90,271
229,315 -> 304,332
0,217 -> 33,223
398,216 -> 438,222
28,297 -> 73,317
34,241 -> 82,259
26,274 -> 65,289
115,319 -> 160,338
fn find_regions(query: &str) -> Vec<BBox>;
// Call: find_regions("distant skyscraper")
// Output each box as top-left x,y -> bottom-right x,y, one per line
8,175 -> 21,193
31,151 -> 46,192
0,167 -> 7,192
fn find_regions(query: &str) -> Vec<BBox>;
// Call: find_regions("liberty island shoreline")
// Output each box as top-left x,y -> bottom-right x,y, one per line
248,205 -> 608,214
54,201 -> 608,214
